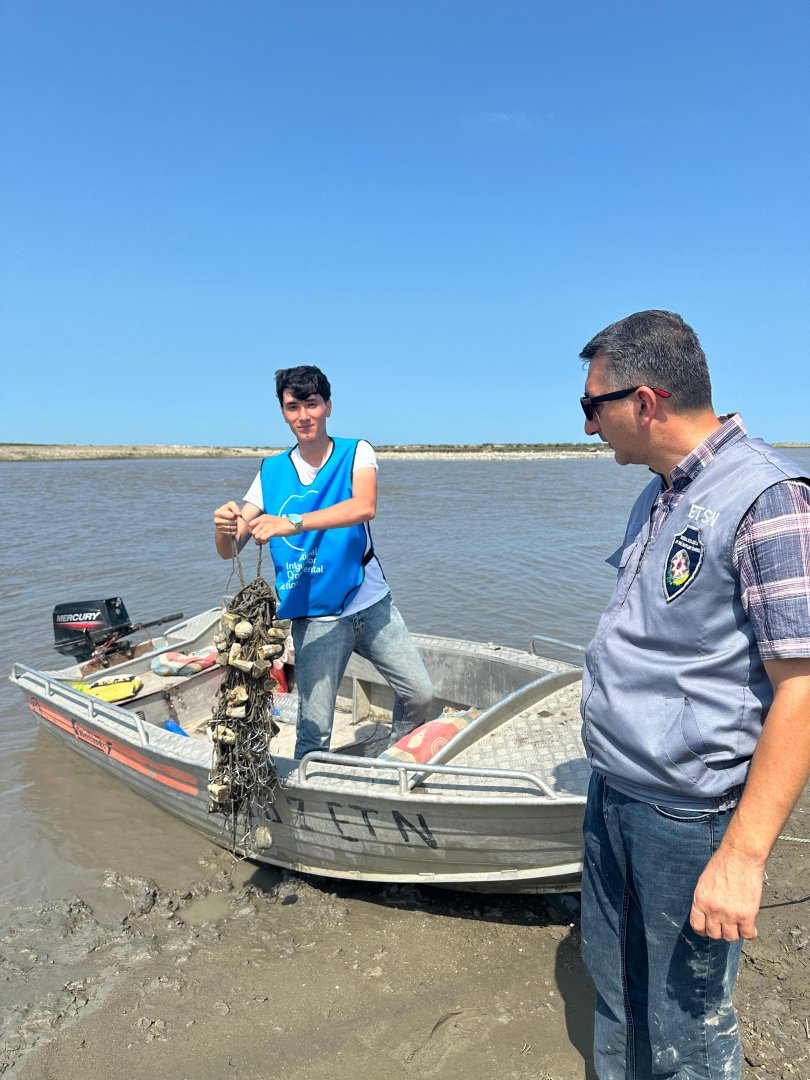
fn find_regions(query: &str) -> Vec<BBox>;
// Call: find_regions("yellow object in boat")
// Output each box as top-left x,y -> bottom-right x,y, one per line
71,675 -> 144,702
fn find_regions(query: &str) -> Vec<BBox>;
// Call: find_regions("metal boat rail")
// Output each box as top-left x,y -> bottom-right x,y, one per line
296,751 -> 559,798
10,662 -> 220,772
409,667 -> 582,787
528,633 -> 585,658
11,662 -> 151,742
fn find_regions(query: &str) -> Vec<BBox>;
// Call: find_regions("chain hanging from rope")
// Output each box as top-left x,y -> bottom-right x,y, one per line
207,539 -> 288,851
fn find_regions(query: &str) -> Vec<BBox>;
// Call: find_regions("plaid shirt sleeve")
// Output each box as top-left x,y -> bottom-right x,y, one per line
733,479 -> 810,660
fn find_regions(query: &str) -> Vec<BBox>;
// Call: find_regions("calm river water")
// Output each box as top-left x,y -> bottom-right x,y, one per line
2,451 -> 808,917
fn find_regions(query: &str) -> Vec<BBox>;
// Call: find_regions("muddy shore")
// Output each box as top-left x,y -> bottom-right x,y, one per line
2,787 -> 807,1079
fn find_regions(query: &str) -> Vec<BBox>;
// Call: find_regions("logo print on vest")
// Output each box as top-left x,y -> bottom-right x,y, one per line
663,526 -> 705,602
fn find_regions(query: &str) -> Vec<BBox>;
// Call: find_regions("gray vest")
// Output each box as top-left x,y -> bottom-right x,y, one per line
582,436 -> 806,808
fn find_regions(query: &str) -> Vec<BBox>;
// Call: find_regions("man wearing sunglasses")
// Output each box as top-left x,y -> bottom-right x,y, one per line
577,310 -> 810,1079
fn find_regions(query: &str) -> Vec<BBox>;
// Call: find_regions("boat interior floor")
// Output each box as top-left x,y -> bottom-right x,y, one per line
123,666 -> 586,797
286,680 -> 587,799
441,680 -> 587,796
179,691 -> 392,761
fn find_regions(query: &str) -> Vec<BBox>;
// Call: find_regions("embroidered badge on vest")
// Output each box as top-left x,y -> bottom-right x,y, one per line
663,526 -> 705,602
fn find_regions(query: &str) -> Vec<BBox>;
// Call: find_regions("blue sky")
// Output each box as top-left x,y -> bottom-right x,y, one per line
2,1 -> 808,447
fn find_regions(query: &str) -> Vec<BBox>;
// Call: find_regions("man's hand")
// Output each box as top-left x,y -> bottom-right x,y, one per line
690,657 -> 810,943
690,844 -> 765,942
248,514 -> 294,544
213,501 -> 243,536
213,501 -> 262,559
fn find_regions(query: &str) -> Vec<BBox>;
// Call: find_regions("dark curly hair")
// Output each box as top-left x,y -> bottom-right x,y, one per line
274,365 -> 332,405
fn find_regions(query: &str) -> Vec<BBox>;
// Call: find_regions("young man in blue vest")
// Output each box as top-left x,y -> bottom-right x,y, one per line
578,310 -> 810,1079
213,365 -> 434,759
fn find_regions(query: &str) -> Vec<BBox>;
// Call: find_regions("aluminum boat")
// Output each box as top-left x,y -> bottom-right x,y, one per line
10,611 -> 588,893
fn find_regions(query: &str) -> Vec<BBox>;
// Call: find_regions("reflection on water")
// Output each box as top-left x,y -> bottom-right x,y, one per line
2,449 -> 809,906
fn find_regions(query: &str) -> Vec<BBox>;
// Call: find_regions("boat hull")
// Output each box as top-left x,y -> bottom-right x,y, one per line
18,674 -> 585,893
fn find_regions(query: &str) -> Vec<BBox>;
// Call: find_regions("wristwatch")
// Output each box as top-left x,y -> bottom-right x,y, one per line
286,513 -> 304,533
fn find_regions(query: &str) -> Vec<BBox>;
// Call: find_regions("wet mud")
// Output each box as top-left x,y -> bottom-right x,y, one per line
2,790 -> 807,1080
2,856 -> 592,1080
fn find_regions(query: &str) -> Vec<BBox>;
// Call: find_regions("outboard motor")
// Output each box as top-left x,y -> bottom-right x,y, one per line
52,598 -> 133,662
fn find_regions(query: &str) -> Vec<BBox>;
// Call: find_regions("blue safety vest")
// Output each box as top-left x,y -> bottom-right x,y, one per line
260,437 -> 371,618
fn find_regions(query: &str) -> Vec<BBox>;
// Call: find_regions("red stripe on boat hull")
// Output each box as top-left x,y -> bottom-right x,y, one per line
25,695 -> 199,796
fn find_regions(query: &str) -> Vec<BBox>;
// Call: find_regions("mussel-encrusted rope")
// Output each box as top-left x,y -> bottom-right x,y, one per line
208,538 -> 281,852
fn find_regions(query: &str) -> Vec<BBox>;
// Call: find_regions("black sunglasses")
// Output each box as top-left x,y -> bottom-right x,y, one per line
580,385 -> 671,421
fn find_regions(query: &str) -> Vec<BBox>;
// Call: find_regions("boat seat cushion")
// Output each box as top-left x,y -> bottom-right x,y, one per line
151,647 -> 219,677
378,710 -> 475,764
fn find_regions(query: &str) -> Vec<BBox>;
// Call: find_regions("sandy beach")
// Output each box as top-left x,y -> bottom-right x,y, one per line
3,443 -> 805,464
0,443 -> 614,463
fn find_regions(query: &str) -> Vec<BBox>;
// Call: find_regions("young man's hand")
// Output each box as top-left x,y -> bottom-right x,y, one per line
248,514 -> 295,544
213,501 -> 243,536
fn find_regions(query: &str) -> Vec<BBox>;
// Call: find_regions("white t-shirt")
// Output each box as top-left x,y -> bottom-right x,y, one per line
243,439 -> 389,620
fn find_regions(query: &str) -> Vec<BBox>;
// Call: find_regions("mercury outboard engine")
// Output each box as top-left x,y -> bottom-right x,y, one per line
52,598 -> 133,662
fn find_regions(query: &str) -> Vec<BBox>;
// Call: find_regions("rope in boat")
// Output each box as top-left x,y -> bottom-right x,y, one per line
207,540 -> 287,851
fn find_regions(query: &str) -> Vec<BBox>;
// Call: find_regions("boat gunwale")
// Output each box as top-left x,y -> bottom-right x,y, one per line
288,752 -> 586,806
11,663 -> 588,807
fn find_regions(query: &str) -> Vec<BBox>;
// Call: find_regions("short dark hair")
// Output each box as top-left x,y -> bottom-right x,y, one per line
580,310 -> 713,413
275,365 -> 332,405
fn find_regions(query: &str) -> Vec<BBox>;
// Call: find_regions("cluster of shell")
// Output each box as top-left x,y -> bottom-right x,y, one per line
207,574 -> 289,843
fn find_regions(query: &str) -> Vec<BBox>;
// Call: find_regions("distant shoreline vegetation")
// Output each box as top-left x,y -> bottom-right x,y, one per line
1,442 -> 807,463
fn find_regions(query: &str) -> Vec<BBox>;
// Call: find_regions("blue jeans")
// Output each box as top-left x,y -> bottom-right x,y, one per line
581,773 -> 742,1080
291,594 -> 435,758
